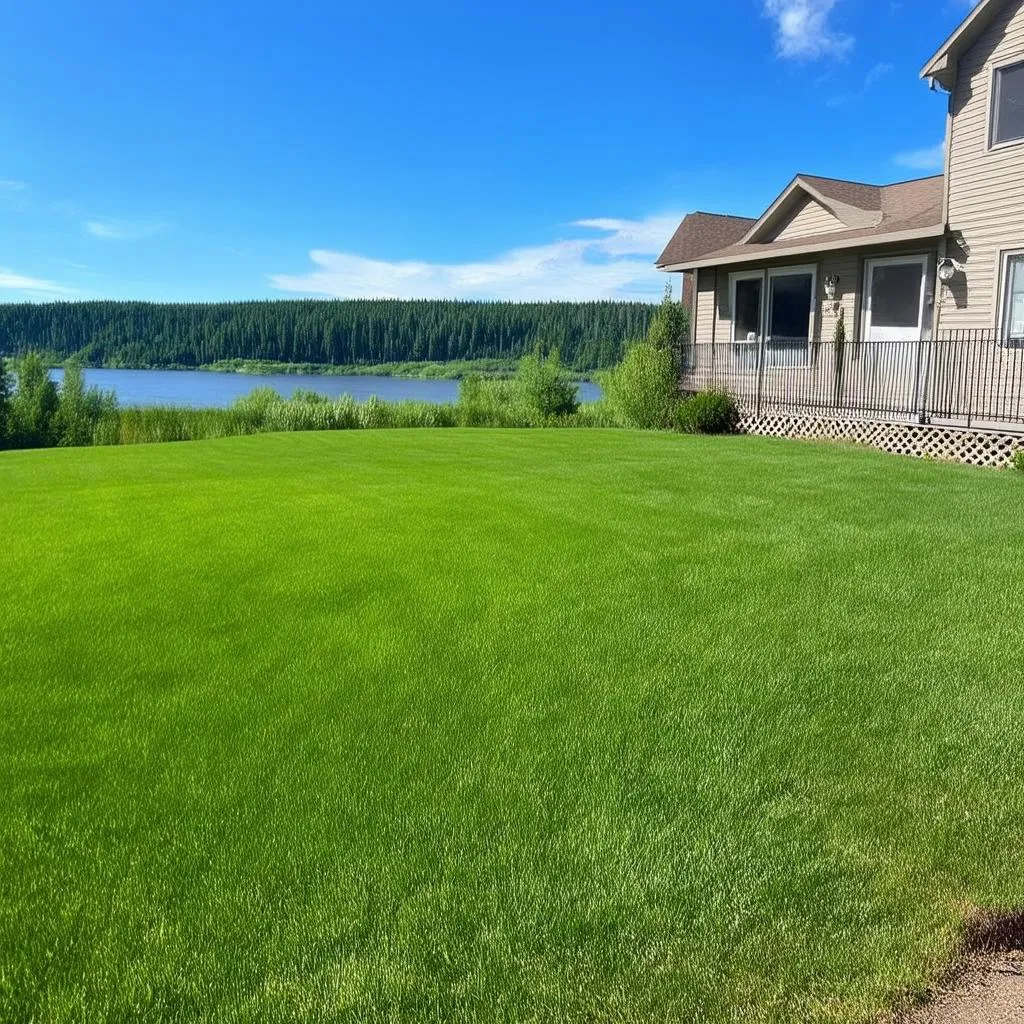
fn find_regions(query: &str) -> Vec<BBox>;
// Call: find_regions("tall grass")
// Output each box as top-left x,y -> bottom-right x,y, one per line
91,371 -> 614,446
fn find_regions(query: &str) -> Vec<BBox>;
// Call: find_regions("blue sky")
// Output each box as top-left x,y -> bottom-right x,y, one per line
1,0 -> 975,304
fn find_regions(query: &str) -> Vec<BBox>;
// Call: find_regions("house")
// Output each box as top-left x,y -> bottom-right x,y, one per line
657,0 -> 1024,439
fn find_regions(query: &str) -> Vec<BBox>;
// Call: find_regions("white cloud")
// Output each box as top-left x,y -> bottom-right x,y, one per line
268,215 -> 684,302
0,267 -> 74,297
0,179 -> 26,191
764,0 -> 854,59
893,141 -> 945,170
864,61 -> 894,88
84,218 -> 167,241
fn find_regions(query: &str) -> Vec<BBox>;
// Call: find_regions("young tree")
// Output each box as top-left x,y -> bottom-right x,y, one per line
646,281 -> 689,352
55,360 -> 96,446
513,346 -> 578,419
602,341 -> 678,429
10,352 -> 59,448
0,357 -> 10,447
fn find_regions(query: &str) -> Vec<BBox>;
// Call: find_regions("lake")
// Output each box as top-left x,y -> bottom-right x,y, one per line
49,368 -> 603,408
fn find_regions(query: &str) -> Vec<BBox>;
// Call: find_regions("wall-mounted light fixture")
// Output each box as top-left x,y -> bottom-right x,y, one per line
937,257 -> 965,284
823,274 -> 841,314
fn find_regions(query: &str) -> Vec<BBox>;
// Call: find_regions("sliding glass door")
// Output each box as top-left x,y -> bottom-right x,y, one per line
730,272 -> 762,369
766,267 -> 815,367
729,266 -> 815,370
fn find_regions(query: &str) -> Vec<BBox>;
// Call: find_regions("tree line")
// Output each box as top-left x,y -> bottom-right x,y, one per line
0,299 -> 667,370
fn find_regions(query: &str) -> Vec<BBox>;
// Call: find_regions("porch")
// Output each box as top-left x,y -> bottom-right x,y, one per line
675,330 -> 1024,433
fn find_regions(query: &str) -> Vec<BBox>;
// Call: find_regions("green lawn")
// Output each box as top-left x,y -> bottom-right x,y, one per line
1,430 -> 1022,1023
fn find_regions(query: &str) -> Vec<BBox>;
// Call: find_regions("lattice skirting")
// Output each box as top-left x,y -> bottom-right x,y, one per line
738,414 -> 1023,468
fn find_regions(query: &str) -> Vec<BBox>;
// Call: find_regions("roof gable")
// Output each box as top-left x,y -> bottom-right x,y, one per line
656,175 -> 944,271
740,175 -> 882,245
921,0 -> 1015,90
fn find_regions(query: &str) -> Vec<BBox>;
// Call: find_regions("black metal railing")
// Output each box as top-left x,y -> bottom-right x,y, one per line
673,329 -> 1024,430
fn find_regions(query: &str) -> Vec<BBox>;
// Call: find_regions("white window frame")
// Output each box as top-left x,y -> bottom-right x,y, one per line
988,57 -> 1024,152
728,270 -> 764,343
765,263 -> 817,369
996,248 -> 1024,343
861,254 -> 929,342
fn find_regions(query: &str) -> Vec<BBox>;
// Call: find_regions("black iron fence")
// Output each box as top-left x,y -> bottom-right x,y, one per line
673,329 -> 1024,431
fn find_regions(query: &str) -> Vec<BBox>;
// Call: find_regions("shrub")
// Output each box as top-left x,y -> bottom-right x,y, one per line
1012,448 -> 1024,471
231,386 -> 282,432
457,376 -> 530,427
602,341 -> 678,429
9,352 -> 60,448
647,281 -> 689,351
513,348 -> 578,419
54,360 -> 118,447
675,390 -> 740,435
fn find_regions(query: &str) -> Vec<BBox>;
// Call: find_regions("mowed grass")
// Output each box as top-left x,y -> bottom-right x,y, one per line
1,430 -> 1023,1023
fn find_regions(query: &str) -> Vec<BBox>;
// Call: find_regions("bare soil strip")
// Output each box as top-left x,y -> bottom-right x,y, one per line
894,912 -> 1024,1024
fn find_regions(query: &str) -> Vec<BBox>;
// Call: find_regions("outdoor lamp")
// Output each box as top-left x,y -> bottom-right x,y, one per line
937,258 -> 965,283
823,275 -> 839,301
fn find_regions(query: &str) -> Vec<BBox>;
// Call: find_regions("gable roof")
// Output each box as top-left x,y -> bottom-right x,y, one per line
921,0 -> 1013,91
737,174 -> 882,245
657,174 -> 945,271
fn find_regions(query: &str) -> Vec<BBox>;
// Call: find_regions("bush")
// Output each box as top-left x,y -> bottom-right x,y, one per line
1012,448 -> 1024,471
457,376 -> 531,427
513,348 -> 578,419
647,281 -> 689,351
602,341 -> 678,429
9,352 -> 60,448
54,361 -> 118,447
675,390 -> 740,435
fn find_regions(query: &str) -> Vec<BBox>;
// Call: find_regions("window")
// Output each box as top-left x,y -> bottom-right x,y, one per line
729,272 -> 762,370
991,60 -> 1024,147
1001,251 -> 1024,342
766,267 -> 814,367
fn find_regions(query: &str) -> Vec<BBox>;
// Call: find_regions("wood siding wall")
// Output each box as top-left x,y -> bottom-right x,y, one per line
690,244 -> 936,344
772,197 -> 847,242
940,0 -> 1024,330
694,267 -> 717,342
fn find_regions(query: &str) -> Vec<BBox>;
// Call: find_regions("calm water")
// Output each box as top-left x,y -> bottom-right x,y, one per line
48,367 -> 602,408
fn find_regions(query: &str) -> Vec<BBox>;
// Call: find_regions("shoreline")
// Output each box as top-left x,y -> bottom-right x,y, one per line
23,356 -> 598,383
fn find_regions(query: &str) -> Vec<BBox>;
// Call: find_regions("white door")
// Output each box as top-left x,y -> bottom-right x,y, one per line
860,256 -> 929,416
863,256 -> 928,341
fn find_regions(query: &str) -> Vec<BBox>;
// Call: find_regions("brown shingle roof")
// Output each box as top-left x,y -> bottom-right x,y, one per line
798,174 -> 881,212
657,174 -> 944,270
656,212 -> 757,268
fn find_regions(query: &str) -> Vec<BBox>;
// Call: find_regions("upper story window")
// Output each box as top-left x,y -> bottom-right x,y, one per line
991,60 -> 1024,147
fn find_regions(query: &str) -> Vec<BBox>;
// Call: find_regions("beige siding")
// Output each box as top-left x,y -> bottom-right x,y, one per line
818,250 -> 861,343
691,243 -> 936,345
694,267 -> 717,342
771,196 -> 847,241
940,0 -> 1024,330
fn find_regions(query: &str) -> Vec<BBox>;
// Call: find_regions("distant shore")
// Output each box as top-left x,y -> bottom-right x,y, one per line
16,355 -> 599,383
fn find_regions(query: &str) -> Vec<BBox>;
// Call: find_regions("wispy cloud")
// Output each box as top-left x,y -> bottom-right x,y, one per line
84,218 -> 168,241
268,215 -> 684,302
0,179 -> 27,191
864,61 -> 894,88
826,60 -> 893,106
893,141 -> 945,170
0,267 -> 75,297
764,0 -> 853,59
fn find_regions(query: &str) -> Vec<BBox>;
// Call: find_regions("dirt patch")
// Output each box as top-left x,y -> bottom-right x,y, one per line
894,910 -> 1024,1024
